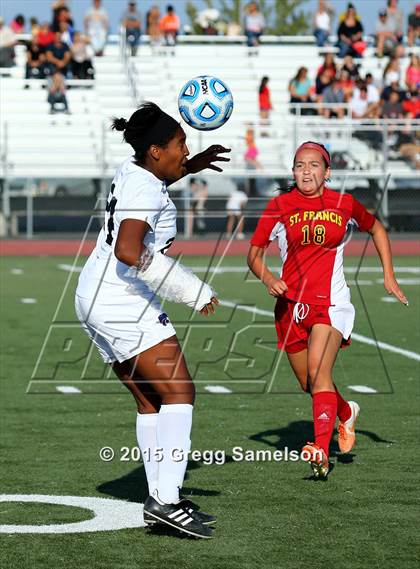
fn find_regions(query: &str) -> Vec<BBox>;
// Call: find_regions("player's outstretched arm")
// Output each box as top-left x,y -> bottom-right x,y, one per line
369,219 -> 408,305
247,245 -> 288,297
186,145 -> 231,173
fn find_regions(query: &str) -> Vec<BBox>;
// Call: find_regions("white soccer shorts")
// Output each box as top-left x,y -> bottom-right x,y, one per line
75,293 -> 176,364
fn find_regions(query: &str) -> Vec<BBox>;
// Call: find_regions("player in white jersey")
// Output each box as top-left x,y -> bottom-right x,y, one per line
75,102 -> 230,539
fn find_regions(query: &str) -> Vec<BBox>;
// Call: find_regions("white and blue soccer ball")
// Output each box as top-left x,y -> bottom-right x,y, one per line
178,75 -> 234,131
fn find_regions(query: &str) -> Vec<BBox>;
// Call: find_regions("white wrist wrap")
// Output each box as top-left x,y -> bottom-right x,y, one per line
138,252 -> 214,311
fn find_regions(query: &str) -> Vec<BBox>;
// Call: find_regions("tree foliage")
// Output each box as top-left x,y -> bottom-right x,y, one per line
185,0 -> 310,36
270,0 -> 310,35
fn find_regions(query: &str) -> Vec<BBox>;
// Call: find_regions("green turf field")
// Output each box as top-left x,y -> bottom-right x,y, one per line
1,255 -> 419,569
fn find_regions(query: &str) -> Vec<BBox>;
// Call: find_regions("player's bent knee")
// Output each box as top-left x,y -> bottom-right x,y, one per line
161,377 -> 195,405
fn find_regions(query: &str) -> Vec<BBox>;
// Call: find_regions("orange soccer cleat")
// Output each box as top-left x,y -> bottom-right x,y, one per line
302,442 -> 329,479
338,401 -> 360,453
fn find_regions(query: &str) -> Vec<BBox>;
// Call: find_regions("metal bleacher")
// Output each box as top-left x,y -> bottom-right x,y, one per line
0,43 -> 131,181
0,38 -> 417,185
129,42 -> 417,181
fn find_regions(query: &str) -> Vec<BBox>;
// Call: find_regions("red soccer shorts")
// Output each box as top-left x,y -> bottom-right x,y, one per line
274,297 -> 354,353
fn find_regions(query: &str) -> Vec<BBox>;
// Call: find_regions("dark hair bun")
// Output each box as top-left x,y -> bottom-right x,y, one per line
111,117 -> 128,131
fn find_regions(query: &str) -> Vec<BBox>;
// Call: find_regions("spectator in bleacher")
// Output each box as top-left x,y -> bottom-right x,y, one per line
337,69 -> 354,101
52,1 -> 66,26
342,54 -> 360,79
244,2 -> 265,54
365,73 -> 381,106
407,4 -> 420,47
244,128 -> 262,169
288,67 -> 313,115
385,0 -> 404,43
244,127 -> 262,196
321,77 -> 346,118
0,17 -> 17,67
51,1 -> 74,32
381,89 -> 404,118
10,15 -> 25,34
259,76 -> 272,126
355,79 -> 380,116
375,10 -> 398,57
59,21 -> 74,46
45,32 -> 71,77
380,79 -> 405,103
402,88 -> 420,119
84,0 -> 109,56
122,1 -> 141,56
55,7 -> 74,37
71,32 -> 95,79
350,84 -> 369,118
315,69 -> 333,105
383,56 -> 401,86
312,0 -> 334,47
159,5 -> 180,48
317,52 -> 336,79
47,71 -> 70,114
37,22 -> 55,49
30,17 -> 40,36
146,6 -> 162,49
25,35 -> 46,80
336,4 -> 365,58
405,54 -> 420,90
350,84 -> 379,118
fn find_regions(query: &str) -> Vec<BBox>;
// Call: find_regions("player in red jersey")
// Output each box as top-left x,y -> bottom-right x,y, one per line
247,141 -> 408,478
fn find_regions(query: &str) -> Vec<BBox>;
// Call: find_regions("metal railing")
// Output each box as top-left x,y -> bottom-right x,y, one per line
2,170 -> 419,239
1,116 -> 419,237
119,26 -> 142,107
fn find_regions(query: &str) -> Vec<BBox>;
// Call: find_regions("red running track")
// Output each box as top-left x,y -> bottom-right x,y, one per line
1,239 -> 419,257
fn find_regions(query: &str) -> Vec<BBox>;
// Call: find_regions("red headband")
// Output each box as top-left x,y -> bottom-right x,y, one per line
294,142 -> 330,166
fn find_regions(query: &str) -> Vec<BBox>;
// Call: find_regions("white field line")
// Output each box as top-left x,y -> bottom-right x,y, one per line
56,385 -> 82,394
220,300 -> 420,363
20,298 -> 37,304
58,264 -> 420,275
204,385 -> 232,394
57,263 -> 420,288
348,385 -> 378,394
58,263 -> 82,272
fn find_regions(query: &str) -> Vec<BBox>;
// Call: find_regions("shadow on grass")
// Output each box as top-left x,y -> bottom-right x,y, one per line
97,460 -> 220,503
249,420 -> 393,459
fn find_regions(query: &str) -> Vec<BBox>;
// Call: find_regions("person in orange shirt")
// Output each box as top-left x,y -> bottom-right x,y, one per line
159,5 -> 180,47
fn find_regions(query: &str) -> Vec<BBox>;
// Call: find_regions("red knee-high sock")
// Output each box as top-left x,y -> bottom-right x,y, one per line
334,383 -> 351,422
312,391 -> 337,458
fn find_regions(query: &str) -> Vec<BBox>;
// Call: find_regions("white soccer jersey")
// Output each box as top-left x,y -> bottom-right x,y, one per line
76,155 -> 177,300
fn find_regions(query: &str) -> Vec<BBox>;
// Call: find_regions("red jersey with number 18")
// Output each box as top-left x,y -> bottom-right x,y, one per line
250,187 -> 376,306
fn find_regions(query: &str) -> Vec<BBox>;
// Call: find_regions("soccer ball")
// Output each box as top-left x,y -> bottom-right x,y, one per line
178,75 -> 234,131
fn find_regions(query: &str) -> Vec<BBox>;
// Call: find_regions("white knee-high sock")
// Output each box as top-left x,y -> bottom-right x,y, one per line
156,403 -> 193,504
136,413 -> 159,496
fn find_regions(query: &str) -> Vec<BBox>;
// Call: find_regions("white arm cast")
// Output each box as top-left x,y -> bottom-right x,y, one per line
137,250 -> 215,311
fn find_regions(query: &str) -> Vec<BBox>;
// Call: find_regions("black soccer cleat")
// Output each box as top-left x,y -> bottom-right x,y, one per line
178,499 -> 217,525
143,496 -> 213,539
144,498 -> 217,526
